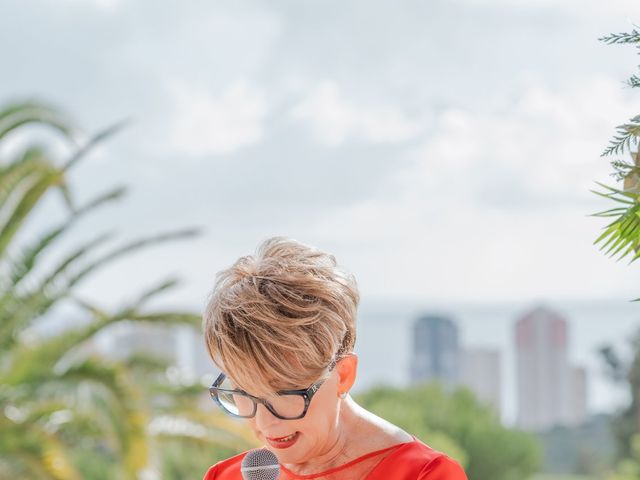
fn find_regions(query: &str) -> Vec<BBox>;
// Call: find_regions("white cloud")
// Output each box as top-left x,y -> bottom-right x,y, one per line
307,77 -> 640,302
407,76 -> 633,206
166,80 -> 268,156
290,81 -> 424,147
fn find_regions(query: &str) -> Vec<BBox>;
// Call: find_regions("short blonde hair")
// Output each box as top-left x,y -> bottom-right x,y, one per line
203,237 -> 359,397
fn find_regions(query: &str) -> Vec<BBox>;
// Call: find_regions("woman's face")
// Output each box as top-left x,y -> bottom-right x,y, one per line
245,355 -> 356,466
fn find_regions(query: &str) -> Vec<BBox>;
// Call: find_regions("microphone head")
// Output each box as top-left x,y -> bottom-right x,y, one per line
240,448 -> 280,480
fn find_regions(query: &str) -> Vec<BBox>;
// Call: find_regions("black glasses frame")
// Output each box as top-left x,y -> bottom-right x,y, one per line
209,360 -> 338,420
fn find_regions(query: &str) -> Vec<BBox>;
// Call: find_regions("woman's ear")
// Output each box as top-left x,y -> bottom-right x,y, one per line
336,353 -> 358,397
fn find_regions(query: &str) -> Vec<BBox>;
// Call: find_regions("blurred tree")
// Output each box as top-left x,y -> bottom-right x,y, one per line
0,100 -> 255,479
600,332 -> 640,463
608,435 -> 640,480
536,414 -> 614,477
356,383 -> 540,480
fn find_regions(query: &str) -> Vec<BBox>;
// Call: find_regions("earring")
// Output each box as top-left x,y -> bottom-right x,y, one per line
339,392 -> 347,399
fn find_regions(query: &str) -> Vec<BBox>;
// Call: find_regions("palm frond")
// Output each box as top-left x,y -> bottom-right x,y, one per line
0,100 -> 75,142
126,277 -> 181,309
0,162 -> 63,260
602,115 -> 640,157
593,184 -> 640,262
0,232 -> 116,348
62,118 -> 132,173
0,146 -> 56,215
40,231 -> 115,288
150,413 -> 257,451
56,360 -> 148,478
600,29 -> 640,45
65,228 -> 200,290
0,100 -> 209,478
8,186 -> 126,287
0,421 -> 83,480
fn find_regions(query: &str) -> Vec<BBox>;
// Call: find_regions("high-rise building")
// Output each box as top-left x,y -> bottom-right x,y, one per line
97,322 -> 214,382
410,315 -> 460,388
515,306 -> 587,430
460,348 -> 501,414
176,325 -> 217,380
101,321 -> 177,362
569,366 -> 588,427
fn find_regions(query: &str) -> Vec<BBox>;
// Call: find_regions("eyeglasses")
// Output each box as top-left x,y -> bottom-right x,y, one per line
209,360 -> 337,420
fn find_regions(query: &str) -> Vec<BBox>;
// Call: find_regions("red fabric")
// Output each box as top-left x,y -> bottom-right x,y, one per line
203,437 -> 467,479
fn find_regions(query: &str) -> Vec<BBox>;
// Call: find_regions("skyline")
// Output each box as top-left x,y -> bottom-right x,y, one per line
354,297 -> 638,425
81,302 -> 638,425
80,296 -> 640,426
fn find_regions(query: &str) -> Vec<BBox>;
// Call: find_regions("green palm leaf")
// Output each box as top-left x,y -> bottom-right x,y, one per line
0,100 -> 74,142
8,186 -> 127,287
593,183 -> 640,262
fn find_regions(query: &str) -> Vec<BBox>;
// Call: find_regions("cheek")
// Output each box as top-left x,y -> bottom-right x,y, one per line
300,390 -> 340,438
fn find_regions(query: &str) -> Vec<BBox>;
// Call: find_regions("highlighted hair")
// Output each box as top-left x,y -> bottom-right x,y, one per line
203,237 -> 359,397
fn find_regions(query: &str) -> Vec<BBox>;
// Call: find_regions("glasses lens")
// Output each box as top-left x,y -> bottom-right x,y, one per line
211,375 -> 309,419
269,394 -> 306,419
216,390 -> 256,417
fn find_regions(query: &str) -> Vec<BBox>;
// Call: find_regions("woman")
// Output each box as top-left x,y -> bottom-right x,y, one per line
203,237 -> 467,479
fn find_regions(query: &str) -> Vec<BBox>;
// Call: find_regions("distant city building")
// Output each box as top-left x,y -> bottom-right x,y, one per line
515,306 -> 587,431
460,348 -> 502,415
176,325 -> 217,380
97,322 -> 214,382
410,315 -> 460,388
102,322 -> 177,362
569,366 -> 588,427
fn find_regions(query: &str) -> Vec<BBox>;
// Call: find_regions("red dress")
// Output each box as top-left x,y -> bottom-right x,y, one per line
203,436 -> 467,479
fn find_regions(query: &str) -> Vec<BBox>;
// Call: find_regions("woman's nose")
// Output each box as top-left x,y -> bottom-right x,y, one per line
254,403 -> 281,431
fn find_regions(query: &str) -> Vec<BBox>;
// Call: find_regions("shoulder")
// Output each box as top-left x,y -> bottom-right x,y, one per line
369,438 -> 467,480
203,451 -> 247,480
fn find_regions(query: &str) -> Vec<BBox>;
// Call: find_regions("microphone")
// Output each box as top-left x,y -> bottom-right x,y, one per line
241,448 -> 280,480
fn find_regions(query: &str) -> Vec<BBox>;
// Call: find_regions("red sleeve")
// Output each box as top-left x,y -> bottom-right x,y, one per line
203,465 -> 216,480
418,456 -> 468,480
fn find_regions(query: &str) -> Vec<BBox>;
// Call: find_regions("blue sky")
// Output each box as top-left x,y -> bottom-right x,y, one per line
3,0 -> 640,418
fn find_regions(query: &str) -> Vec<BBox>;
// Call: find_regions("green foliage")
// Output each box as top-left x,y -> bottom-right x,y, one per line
599,29 -> 640,45
0,100 -> 254,479
599,27 -> 640,93
607,435 -> 640,480
531,475 -> 596,480
356,383 -> 541,480
599,329 -> 640,468
591,182 -> 640,262
601,117 -> 640,158
158,438 -> 240,480
594,25 -> 640,479
593,29 -> 640,277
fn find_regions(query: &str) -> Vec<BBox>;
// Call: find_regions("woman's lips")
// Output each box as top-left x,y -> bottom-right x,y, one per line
266,432 -> 300,449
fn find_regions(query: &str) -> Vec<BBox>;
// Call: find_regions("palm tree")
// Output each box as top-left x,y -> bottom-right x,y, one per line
0,100 -> 255,480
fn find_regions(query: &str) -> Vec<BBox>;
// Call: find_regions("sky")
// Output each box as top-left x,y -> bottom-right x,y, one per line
3,0 -> 640,419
